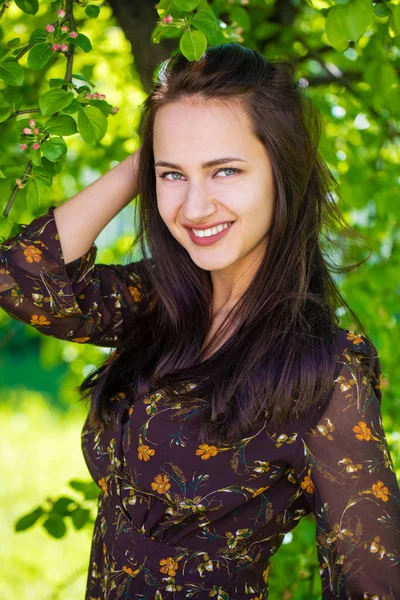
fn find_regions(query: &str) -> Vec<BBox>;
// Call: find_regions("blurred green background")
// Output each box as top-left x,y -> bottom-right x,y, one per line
0,0 -> 399,598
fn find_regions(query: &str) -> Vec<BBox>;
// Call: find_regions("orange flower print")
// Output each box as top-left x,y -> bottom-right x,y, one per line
30,314 -> 50,326
252,485 -> 270,498
23,245 -> 42,263
300,474 -> 314,494
109,392 -> 126,402
353,421 -> 372,441
346,330 -> 364,345
196,443 -> 219,460
159,556 -> 179,576
372,480 -> 389,502
122,565 -> 141,577
262,564 -> 270,584
137,444 -> 155,462
71,336 -> 91,343
98,478 -> 109,496
151,474 -> 171,494
128,285 -> 141,303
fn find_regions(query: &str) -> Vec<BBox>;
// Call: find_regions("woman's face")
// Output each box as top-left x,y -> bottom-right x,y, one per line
153,98 -> 275,279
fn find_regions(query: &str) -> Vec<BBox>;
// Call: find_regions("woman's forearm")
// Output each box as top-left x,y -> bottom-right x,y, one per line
53,149 -> 141,264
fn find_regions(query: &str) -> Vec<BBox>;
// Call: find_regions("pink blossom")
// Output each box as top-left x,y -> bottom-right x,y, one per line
32,143 -> 40,150
61,25 -> 69,33
99,94 -> 106,100
33,128 -> 39,134
69,31 -> 78,38
57,9 -> 66,18
15,179 -> 22,185
93,92 -> 99,99
85,93 -> 92,98
20,144 -> 28,151
52,44 -> 59,52
4,2 -> 10,7
29,119 -> 36,127
162,14 -> 173,23
23,127 -> 32,135
46,24 -> 55,33
60,43 -> 68,52
110,107 -> 119,114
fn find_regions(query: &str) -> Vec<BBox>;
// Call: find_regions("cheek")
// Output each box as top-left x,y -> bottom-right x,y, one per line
156,193 -> 181,228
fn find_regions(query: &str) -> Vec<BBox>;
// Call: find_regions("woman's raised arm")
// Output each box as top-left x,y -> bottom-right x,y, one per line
0,148 -> 152,347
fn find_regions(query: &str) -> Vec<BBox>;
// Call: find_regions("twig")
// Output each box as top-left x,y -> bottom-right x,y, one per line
4,108 -> 42,123
3,161 -> 33,218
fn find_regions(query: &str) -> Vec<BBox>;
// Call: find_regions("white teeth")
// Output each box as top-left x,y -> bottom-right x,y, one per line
192,222 -> 232,238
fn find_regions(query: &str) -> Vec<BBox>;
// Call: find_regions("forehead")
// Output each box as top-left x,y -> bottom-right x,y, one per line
153,99 -> 255,154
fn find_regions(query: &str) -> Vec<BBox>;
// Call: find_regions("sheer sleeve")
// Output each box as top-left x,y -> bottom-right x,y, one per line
0,205 -> 152,347
292,335 -> 400,599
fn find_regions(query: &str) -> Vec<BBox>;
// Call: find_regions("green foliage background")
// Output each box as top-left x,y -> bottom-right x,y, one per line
0,0 -> 399,598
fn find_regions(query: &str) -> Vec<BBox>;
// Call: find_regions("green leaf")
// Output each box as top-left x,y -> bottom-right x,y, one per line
391,6 -> 400,35
38,89 -> 74,116
52,497 -> 76,516
44,115 -> 78,136
77,105 -> 107,145
326,0 -> 373,51
0,59 -> 24,86
0,169 -> 6,179
374,2 -> 391,18
179,29 -> 207,61
192,8 -> 219,37
27,43 -> 53,70
174,0 -> 200,11
42,137 -> 67,162
72,72 -> 95,86
85,5 -> 100,18
62,99 -> 81,114
70,507 -> 91,530
0,48 -> 10,60
69,479 -> 100,500
49,77 -> 69,87
29,144 -> 42,166
230,6 -> 251,31
0,104 -> 12,123
36,157 -> 56,176
43,515 -> 66,539
0,217 -> 15,243
69,33 -> 92,53
15,507 -> 44,531
7,38 -> 21,48
15,0 -> 39,14
29,28 -> 47,44
26,179 -> 40,214
33,166 -> 53,186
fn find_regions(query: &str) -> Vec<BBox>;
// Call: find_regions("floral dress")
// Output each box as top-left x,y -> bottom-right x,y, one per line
1,205 -> 399,600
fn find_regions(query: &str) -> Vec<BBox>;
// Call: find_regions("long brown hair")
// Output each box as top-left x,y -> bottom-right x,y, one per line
79,43 -> 377,444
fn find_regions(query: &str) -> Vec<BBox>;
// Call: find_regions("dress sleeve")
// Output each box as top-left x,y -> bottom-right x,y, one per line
0,204 -> 151,347
292,335 -> 400,599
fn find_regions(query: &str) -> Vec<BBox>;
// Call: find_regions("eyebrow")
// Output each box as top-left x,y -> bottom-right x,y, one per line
154,157 -> 248,169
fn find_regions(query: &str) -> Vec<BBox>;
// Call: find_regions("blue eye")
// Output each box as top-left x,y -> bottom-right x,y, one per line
158,167 -> 241,181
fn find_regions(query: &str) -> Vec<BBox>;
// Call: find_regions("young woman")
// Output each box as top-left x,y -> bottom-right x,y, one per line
1,44 -> 399,600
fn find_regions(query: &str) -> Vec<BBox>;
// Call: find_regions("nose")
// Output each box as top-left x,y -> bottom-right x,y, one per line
182,186 -> 217,224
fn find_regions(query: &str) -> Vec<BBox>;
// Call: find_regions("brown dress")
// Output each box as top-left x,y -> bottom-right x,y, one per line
1,205 -> 399,599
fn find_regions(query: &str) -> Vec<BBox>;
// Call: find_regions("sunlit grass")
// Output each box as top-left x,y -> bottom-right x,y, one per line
1,388 -> 93,599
